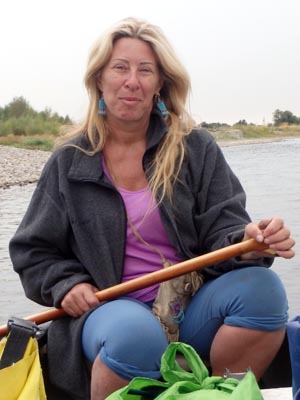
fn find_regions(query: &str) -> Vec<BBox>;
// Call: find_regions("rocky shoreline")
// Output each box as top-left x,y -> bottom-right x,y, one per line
0,145 -> 51,189
0,137 -> 296,189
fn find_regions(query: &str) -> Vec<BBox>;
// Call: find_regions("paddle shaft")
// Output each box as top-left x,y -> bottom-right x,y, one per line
0,239 -> 270,337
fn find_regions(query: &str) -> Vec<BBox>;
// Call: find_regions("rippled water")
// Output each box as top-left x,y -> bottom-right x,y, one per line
0,139 -> 299,326
0,185 -> 49,325
223,139 -> 300,319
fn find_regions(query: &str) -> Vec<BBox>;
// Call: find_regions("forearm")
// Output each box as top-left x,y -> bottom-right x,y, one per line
11,247 -> 93,307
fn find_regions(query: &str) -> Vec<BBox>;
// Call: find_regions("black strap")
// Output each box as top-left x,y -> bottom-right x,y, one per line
0,318 -> 39,369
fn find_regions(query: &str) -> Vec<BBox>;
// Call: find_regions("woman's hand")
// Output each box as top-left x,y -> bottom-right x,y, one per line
61,282 -> 100,317
241,216 -> 295,260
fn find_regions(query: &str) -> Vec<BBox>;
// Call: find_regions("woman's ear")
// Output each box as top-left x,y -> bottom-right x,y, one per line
96,75 -> 102,91
159,74 -> 166,91
97,81 -> 102,91
158,81 -> 163,94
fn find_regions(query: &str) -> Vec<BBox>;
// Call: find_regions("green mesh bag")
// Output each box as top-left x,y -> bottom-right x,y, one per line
106,342 -> 263,400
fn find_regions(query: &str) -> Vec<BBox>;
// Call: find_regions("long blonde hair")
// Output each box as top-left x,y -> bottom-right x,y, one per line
57,17 -> 195,201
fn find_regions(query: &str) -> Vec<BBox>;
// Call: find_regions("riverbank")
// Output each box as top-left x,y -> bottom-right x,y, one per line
0,136 -> 298,189
0,145 -> 51,189
217,136 -> 294,147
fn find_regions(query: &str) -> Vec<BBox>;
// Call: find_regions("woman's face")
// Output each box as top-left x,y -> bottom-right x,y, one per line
98,37 -> 162,125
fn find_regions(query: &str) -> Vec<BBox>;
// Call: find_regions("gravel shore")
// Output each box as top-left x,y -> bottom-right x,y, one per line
0,137 -> 295,189
0,145 -> 51,189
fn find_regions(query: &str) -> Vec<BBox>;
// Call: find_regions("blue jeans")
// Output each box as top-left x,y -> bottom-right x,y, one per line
82,267 -> 288,380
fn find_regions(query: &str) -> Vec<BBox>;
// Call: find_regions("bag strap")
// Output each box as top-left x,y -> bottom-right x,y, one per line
127,215 -> 172,268
0,317 -> 40,369
160,342 -> 209,384
104,156 -> 172,269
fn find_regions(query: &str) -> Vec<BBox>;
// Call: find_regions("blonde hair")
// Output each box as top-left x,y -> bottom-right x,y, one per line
57,17 -> 195,201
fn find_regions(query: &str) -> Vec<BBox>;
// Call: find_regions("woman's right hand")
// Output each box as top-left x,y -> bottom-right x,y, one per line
61,282 -> 100,317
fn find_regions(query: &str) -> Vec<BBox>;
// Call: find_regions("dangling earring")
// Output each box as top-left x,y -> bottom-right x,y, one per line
98,96 -> 106,116
156,94 -> 169,117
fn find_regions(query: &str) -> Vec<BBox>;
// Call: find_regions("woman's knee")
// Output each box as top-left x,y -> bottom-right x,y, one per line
220,267 -> 288,330
82,298 -> 168,380
229,267 -> 287,312
181,267 -> 288,344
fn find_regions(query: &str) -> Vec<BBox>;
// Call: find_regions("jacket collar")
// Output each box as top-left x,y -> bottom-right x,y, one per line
68,109 -> 169,184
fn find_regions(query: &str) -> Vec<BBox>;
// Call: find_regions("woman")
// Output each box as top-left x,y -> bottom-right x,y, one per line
9,17 -> 295,400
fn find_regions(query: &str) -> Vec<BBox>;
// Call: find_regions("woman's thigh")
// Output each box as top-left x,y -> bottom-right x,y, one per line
179,267 -> 288,358
81,297 -> 168,380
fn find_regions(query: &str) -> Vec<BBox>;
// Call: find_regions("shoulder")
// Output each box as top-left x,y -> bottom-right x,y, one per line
39,134 -> 92,184
185,128 -> 218,148
47,134 -> 91,165
184,128 -> 224,161
180,128 -> 234,185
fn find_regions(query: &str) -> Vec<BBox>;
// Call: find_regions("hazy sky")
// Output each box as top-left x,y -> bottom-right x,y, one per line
1,0 -> 299,125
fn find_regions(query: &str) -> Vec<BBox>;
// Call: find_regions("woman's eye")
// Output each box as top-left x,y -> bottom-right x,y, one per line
113,64 -> 127,71
140,67 -> 152,74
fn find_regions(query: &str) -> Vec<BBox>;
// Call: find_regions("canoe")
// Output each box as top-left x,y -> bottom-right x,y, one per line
260,332 -> 292,389
39,329 -> 293,399
1,240 -> 297,399
0,316 -> 295,400
261,387 -> 292,399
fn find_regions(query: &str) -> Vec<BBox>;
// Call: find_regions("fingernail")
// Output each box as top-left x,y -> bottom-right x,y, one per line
257,234 -> 264,242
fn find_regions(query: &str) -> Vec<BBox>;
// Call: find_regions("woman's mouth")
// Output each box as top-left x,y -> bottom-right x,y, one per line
120,97 -> 141,103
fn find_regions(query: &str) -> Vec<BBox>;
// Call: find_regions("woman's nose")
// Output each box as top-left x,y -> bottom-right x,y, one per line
124,70 -> 140,90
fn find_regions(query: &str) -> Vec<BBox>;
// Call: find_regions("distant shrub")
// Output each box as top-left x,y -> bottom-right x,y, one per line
235,125 -> 272,138
0,96 -> 71,136
21,138 -> 54,151
273,109 -> 300,125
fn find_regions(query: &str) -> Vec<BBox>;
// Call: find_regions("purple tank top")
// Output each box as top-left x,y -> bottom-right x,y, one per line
102,159 -> 182,301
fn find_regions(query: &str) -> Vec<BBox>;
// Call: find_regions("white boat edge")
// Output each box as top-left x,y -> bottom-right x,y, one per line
261,387 -> 292,399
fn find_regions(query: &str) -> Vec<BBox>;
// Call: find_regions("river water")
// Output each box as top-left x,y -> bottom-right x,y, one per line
0,139 -> 299,326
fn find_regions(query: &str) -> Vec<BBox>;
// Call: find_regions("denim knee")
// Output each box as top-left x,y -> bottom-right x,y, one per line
220,267 -> 288,331
82,298 -> 168,380
180,267 -> 288,356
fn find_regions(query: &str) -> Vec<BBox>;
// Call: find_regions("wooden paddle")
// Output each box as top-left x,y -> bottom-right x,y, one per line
0,238 -> 273,337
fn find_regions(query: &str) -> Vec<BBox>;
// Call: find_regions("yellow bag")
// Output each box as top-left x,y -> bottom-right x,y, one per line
0,319 -> 47,400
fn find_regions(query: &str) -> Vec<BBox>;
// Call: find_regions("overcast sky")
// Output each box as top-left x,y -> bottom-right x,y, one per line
1,0 -> 299,125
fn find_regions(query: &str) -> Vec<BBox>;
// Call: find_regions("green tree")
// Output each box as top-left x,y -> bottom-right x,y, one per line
4,96 -> 36,118
63,115 -> 72,124
0,97 -> 72,136
235,119 -> 248,125
39,107 -> 53,120
273,109 -> 299,125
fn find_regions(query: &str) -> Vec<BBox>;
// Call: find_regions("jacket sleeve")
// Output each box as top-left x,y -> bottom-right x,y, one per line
184,131 -> 273,273
9,153 -> 92,308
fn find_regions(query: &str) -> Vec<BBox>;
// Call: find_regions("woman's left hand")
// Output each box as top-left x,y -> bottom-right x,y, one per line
241,216 -> 296,260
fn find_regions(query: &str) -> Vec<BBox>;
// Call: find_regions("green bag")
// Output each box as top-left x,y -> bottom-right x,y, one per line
106,342 -> 263,399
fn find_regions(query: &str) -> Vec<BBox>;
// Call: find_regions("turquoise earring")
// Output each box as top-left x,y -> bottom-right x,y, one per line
98,97 -> 106,116
156,95 -> 169,117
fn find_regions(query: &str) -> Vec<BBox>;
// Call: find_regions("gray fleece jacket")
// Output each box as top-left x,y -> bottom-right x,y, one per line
9,110 -> 272,399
